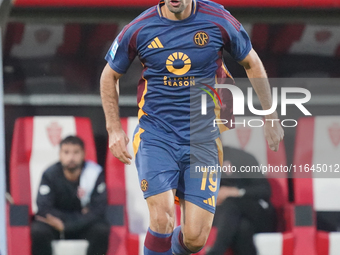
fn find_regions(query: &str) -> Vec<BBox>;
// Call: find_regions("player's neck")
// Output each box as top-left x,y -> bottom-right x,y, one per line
161,2 -> 193,21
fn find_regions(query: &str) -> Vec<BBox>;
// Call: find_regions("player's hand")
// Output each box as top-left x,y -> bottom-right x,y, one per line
108,128 -> 132,165
36,214 -> 64,232
264,118 -> 284,152
216,186 -> 241,205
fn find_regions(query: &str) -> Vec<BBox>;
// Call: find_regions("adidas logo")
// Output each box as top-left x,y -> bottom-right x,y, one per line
203,196 -> 216,207
148,37 -> 164,49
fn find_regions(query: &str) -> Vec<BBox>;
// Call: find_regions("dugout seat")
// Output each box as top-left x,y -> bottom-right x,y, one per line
293,116 -> 340,255
204,116 -> 294,255
7,116 -> 97,255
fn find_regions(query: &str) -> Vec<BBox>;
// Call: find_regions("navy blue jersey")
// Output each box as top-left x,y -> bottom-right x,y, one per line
105,0 -> 252,144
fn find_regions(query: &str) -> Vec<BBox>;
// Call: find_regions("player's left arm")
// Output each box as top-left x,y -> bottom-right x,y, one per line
238,48 -> 284,152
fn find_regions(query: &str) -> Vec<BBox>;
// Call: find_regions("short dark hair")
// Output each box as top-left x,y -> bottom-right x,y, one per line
60,136 -> 84,150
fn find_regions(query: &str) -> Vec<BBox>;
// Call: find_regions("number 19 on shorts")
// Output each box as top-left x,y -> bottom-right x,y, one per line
200,168 -> 218,207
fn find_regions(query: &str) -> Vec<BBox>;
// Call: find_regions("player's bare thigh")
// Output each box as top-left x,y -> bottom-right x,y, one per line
180,199 -> 214,252
146,189 -> 176,234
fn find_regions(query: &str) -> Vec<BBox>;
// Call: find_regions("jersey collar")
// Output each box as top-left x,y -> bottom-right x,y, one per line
157,0 -> 197,20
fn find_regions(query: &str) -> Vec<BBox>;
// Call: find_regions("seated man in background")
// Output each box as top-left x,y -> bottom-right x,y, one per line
31,136 -> 110,255
207,146 -> 277,255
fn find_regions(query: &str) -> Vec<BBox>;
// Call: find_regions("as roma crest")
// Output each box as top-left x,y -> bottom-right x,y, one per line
141,179 -> 148,192
194,31 -> 209,47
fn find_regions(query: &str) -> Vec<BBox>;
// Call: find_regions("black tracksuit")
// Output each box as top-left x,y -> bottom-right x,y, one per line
31,162 -> 110,255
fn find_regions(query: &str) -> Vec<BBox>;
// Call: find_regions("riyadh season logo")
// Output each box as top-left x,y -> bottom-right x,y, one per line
200,84 -> 312,128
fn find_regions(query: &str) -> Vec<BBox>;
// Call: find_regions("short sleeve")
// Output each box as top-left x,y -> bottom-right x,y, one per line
105,25 -> 139,74
229,24 -> 252,62
219,10 -> 252,62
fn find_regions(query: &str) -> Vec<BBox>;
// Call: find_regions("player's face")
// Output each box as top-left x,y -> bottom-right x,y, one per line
164,0 -> 192,14
59,143 -> 85,173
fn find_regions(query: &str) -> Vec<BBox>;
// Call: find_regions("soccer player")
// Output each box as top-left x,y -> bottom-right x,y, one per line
100,0 -> 284,254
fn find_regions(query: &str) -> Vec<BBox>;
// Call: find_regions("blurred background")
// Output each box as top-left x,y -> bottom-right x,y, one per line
2,1 -> 340,174
1,0 -> 340,255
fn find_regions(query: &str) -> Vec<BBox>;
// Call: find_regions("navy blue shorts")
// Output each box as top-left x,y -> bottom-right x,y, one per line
133,125 -> 223,214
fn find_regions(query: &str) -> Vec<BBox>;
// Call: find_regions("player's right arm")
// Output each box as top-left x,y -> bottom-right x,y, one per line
100,64 -> 132,165
101,12 -> 146,163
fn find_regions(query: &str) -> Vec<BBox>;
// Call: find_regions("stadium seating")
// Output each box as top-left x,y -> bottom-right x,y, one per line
293,116 -> 340,255
7,116 -> 97,255
105,116 -> 294,255
207,116 -> 294,255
